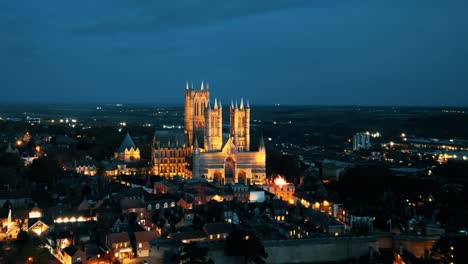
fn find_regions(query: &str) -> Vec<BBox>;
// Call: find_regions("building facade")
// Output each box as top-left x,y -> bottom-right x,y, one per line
353,132 -> 371,151
151,130 -> 191,178
150,81 -> 266,185
114,133 -> 141,163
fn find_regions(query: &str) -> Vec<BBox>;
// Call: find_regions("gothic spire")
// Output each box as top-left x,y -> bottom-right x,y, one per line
219,99 -> 222,109
214,98 -> 218,109
240,98 -> 244,109
186,81 -> 189,90
259,133 -> 265,152
247,99 -> 250,108
193,132 -> 200,154
201,81 -> 204,90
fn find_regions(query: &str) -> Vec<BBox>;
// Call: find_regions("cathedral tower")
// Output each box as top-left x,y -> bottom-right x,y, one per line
204,98 -> 223,151
230,98 -> 250,152
185,81 -> 210,145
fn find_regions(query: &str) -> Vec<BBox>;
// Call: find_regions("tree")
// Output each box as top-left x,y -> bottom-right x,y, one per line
27,156 -> 62,184
179,242 -> 214,264
225,230 -> 268,264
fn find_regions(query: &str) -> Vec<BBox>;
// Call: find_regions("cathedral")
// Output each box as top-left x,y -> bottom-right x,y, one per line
151,81 -> 266,185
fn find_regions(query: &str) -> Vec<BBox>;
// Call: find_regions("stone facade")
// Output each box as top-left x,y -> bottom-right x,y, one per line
114,133 -> 140,163
151,130 -> 191,178
152,81 -> 266,185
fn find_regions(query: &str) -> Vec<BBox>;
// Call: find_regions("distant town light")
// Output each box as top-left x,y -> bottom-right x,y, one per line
401,133 -> 406,137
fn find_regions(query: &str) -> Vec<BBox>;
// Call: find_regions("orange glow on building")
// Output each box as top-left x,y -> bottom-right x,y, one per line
274,175 -> 288,188
35,145 -> 41,153
16,140 -> 23,146
260,175 -> 295,202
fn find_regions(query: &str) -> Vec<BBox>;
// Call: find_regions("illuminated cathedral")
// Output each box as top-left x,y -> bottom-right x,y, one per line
151,81 -> 266,185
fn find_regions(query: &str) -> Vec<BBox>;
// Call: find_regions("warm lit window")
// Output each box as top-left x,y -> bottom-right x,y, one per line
209,235 -> 213,239
217,234 -> 221,239
139,243 -> 143,249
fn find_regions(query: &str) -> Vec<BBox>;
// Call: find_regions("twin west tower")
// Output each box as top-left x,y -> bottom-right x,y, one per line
184,81 -> 250,152
151,81 -> 265,185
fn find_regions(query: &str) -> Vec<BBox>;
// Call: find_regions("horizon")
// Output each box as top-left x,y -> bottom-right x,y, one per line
0,100 -> 468,109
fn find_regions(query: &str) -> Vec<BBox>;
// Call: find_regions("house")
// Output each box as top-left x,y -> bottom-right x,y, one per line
135,231 -> 158,257
60,245 -> 86,264
203,222 -> 233,240
0,208 -> 11,232
68,158 -> 98,176
231,184 -> 250,202
169,230 -> 207,243
55,231 -> 73,250
177,198 -> 192,210
28,218 -> 50,236
106,232 -> 133,259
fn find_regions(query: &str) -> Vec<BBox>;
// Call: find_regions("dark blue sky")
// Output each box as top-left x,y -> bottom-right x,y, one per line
1,0 -> 468,106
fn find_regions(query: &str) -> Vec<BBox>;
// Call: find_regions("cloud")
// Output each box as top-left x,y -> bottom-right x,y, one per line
69,0 -> 314,35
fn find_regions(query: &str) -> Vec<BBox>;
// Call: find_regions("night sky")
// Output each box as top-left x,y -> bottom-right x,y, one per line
1,0 -> 468,106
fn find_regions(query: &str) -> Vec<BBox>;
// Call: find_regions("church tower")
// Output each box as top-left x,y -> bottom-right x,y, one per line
204,98 -> 223,151
230,98 -> 250,152
185,81 -> 210,146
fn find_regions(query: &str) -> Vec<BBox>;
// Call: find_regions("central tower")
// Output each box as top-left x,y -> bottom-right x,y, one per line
204,98 -> 223,151
230,98 -> 250,152
185,81 -> 210,146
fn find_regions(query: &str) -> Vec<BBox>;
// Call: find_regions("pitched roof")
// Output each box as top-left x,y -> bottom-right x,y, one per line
135,231 -> 158,243
154,130 -> 187,148
107,232 -> 130,245
28,218 -> 49,229
170,230 -> 207,241
203,222 -> 233,235
118,133 -> 137,152
63,245 -> 81,257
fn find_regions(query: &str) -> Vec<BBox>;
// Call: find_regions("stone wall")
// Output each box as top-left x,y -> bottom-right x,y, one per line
207,235 -> 386,264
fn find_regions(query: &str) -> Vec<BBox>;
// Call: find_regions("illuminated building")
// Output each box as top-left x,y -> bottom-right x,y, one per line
259,175 -> 295,202
194,132 -> 266,185
353,132 -> 371,151
0,208 -> 11,231
72,159 -> 98,176
29,207 -> 42,219
151,130 -> 191,178
185,81 -> 210,145
27,206 -> 49,236
107,231 -> 158,259
114,133 -> 140,163
57,245 -> 86,264
153,82 -> 266,185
